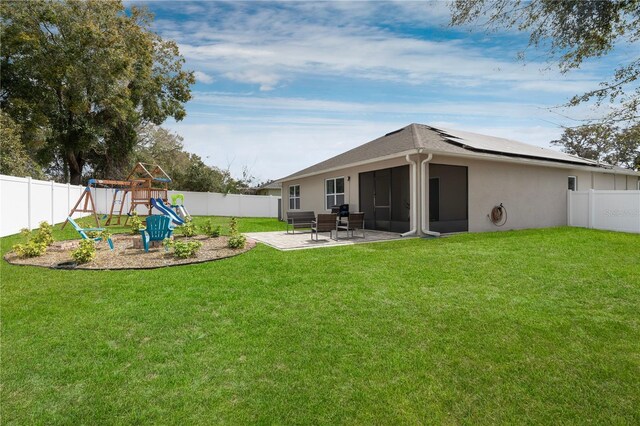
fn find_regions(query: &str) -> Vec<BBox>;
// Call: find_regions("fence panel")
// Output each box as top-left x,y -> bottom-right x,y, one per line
568,190 -> 640,233
0,175 -> 85,237
1,174 -> 281,237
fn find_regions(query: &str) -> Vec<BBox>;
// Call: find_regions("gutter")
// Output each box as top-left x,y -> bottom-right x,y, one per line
420,154 -> 440,237
401,150 -> 421,237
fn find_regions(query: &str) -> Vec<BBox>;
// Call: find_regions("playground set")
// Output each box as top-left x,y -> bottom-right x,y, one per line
62,163 -> 190,230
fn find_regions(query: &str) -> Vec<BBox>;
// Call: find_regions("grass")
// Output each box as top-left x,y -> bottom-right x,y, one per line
1,221 -> 639,424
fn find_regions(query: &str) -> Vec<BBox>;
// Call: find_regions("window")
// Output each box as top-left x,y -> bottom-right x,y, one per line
289,185 -> 300,210
568,176 -> 577,191
325,177 -> 345,209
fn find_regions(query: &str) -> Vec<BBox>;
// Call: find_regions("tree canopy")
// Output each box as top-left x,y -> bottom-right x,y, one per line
450,0 -> 640,124
0,0 -> 195,184
0,111 -> 45,179
133,123 -> 254,194
551,123 -> 640,170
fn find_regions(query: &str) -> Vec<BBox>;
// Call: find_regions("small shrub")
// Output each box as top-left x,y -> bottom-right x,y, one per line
229,217 -> 240,235
99,229 -> 112,245
172,240 -> 202,258
72,239 -> 96,264
32,221 -> 54,246
130,212 -> 144,235
11,223 -> 53,258
13,241 -> 48,258
163,237 -> 174,251
228,234 -> 246,249
200,220 -> 221,237
181,217 -> 197,237
227,217 -> 246,249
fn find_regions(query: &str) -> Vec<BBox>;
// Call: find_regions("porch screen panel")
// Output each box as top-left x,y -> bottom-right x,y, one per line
390,165 -> 410,232
359,171 -> 375,230
374,168 -> 391,230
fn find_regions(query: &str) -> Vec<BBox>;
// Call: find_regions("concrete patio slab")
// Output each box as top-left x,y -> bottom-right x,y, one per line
244,229 -> 413,251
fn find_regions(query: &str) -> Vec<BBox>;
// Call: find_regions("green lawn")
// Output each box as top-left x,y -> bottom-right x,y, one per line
1,221 -> 639,424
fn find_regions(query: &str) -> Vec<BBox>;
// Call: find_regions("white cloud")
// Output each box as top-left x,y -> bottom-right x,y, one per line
159,3 -> 601,93
193,71 -> 214,84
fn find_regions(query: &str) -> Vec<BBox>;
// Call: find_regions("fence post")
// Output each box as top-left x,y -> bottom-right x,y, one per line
27,176 -> 32,230
67,183 -> 71,215
588,189 -> 595,229
51,180 -> 55,225
567,190 -> 572,226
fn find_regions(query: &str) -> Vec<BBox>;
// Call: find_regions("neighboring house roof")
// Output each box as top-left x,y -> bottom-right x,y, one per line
257,181 -> 282,190
280,123 -> 637,181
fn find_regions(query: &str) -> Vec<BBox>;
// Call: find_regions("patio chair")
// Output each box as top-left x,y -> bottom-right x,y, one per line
66,217 -> 114,250
140,215 -> 173,252
331,204 -> 349,226
311,213 -> 337,241
336,212 -> 365,239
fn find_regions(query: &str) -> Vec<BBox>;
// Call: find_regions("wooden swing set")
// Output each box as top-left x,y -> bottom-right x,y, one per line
61,163 -> 172,229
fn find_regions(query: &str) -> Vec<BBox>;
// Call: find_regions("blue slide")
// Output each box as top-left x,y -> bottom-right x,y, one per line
151,198 -> 185,225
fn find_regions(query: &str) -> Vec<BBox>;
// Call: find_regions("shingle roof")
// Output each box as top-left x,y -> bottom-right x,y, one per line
258,181 -> 282,190
279,123 -> 628,181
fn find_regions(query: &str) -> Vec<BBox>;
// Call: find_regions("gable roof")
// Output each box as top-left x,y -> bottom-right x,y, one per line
256,181 -> 282,190
280,123 -> 636,181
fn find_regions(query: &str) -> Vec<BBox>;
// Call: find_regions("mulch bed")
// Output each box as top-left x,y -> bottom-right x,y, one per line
4,234 -> 256,270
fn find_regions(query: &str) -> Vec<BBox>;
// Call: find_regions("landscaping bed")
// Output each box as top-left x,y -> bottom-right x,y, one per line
4,234 -> 256,270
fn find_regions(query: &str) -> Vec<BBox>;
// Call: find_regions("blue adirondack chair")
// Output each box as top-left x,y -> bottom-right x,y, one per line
66,217 -> 114,250
140,215 -> 173,252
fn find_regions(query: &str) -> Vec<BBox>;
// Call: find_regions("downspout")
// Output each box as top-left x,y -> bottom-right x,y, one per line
420,154 -> 440,237
401,151 -> 421,237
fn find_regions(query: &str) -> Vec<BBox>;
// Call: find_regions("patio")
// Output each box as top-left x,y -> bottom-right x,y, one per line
244,229 -> 412,250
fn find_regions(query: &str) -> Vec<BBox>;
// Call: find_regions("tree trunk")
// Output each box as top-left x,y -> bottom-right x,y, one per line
66,149 -> 85,185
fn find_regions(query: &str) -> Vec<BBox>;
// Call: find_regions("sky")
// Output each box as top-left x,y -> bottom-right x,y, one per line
131,1 -> 629,183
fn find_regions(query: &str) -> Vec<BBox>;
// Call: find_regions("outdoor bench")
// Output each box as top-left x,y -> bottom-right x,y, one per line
286,211 -> 316,234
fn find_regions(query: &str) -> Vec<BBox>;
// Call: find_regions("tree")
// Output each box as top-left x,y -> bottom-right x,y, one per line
133,123 -> 251,193
449,0 -> 640,124
0,0 -> 195,184
551,123 -> 640,170
0,111 -> 45,178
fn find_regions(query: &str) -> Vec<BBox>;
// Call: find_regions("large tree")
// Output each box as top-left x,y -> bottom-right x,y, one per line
1,0 -> 194,184
450,0 -> 640,124
551,123 -> 640,170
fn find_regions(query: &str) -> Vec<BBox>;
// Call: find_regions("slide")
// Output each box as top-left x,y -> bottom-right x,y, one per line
176,205 -> 190,219
151,198 -> 185,225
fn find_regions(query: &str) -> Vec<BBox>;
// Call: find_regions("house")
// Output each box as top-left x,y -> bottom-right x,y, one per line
278,124 -> 640,234
255,181 -> 282,197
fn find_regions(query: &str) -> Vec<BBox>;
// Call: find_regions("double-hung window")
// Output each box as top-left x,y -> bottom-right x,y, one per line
568,176 -> 577,191
289,185 -> 300,210
325,177 -> 345,209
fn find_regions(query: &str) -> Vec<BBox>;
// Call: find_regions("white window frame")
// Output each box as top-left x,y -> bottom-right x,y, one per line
568,176 -> 577,191
289,184 -> 300,210
325,177 -> 345,210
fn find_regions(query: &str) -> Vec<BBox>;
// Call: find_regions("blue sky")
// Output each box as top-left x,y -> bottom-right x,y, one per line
133,1 -> 626,182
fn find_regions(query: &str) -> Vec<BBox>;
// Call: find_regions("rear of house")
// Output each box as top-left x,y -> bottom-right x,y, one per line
279,124 -> 639,235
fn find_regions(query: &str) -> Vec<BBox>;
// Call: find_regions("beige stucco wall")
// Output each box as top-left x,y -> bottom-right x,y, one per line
282,156 -> 411,220
282,153 -> 640,233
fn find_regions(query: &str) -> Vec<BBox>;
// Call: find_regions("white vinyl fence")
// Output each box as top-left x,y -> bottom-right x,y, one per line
568,190 -> 640,234
91,188 -> 280,220
0,174 -> 281,237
